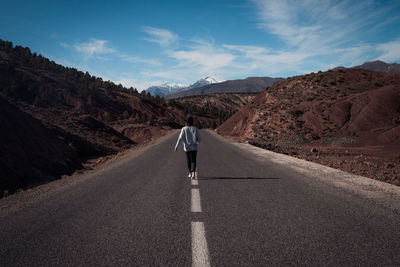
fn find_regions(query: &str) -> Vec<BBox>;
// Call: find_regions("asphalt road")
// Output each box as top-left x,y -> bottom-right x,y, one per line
1,130 -> 400,266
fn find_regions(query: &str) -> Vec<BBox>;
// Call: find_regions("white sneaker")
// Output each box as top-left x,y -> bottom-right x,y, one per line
192,172 -> 196,180
188,173 -> 192,178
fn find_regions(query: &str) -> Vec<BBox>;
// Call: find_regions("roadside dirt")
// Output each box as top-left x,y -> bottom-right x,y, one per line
245,141 -> 400,186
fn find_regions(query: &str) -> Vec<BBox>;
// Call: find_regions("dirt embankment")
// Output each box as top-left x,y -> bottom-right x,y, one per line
218,69 -> 400,186
0,97 -> 82,195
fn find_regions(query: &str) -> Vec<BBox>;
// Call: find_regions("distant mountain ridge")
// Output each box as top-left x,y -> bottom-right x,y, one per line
166,76 -> 284,99
146,83 -> 187,96
189,77 -> 220,89
353,60 -> 400,72
146,77 -> 221,96
334,60 -> 400,72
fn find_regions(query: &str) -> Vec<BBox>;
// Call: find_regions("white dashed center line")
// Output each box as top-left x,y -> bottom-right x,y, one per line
190,172 -> 211,266
191,188 -> 202,212
192,221 -> 211,267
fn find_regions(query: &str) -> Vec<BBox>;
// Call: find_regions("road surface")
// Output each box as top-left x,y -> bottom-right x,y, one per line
1,130 -> 400,266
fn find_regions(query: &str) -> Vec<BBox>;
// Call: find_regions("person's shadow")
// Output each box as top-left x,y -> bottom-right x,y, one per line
196,176 -> 280,180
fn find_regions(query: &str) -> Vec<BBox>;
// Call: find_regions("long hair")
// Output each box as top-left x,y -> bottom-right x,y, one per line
185,116 -> 194,126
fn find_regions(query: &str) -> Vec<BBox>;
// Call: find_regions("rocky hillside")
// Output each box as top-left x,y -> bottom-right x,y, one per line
170,93 -> 256,128
218,68 -> 400,185
166,77 -> 283,99
0,39 -> 226,196
0,40 -> 181,144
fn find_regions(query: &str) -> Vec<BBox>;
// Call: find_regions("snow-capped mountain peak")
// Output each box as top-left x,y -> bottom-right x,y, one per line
159,83 -> 186,89
188,77 -> 221,89
145,77 -> 222,96
146,83 -> 187,96
203,77 -> 219,83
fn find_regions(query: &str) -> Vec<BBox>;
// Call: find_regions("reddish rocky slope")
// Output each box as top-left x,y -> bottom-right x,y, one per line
170,93 -> 256,127
218,69 -> 400,185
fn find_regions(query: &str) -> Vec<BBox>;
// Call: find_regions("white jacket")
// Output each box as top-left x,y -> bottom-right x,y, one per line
175,126 -> 200,152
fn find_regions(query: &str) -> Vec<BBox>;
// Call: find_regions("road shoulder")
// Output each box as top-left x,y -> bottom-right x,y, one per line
209,130 -> 400,213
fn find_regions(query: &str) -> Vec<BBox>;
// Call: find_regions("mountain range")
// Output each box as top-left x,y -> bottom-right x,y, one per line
156,61 -> 400,99
146,77 -> 221,96
166,76 -> 284,99
353,60 -> 400,72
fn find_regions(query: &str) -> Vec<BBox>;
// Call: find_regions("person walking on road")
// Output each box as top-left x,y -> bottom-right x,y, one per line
174,116 -> 200,179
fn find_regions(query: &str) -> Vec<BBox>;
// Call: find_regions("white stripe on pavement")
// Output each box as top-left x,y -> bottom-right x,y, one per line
191,188 -> 202,212
192,221 -> 211,267
192,178 -> 198,185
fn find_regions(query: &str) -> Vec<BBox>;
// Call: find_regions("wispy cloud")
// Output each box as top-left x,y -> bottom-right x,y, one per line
143,0 -> 399,83
223,44 -> 310,71
56,1 -> 399,91
253,0 -> 382,49
118,54 -> 160,66
377,40 -> 400,62
169,42 -> 236,71
61,38 -> 159,66
60,42 -> 70,49
142,26 -> 178,46
73,39 -> 116,57
243,0 -> 400,70
140,37 -> 236,83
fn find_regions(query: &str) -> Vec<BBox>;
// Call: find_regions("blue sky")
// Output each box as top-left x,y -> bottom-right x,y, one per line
1,0 -> 400,90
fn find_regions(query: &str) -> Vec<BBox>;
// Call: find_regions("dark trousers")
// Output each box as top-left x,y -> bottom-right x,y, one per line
185,151 -> 197,172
